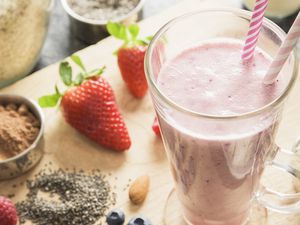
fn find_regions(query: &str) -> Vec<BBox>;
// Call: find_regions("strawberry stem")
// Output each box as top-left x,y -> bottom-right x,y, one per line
39,56 -> 106,108
106,22 -> 152,52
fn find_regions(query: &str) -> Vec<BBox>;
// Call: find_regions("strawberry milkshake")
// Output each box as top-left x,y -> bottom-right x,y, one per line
156,38 -> 288,225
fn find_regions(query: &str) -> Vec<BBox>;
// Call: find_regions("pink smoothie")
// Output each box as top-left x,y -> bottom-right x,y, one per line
157,39 -> 287,225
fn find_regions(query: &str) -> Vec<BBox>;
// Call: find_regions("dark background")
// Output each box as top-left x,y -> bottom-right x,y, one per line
34,0 -> 298,72
34,0 -> 182,71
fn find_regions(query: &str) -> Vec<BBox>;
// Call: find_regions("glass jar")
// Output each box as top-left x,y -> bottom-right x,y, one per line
0,0 -> 53,88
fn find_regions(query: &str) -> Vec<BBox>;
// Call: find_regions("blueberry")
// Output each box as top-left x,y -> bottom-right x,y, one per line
106,209 -> 125,225
127,216 -> 152,225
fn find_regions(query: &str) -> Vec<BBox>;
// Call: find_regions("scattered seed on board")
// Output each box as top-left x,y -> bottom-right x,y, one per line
16,168 -> 116,225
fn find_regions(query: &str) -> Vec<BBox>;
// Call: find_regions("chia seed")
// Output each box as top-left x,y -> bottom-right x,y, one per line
16,169 -> 116,225
67,0 -> 140,21
7,193 -> 15,198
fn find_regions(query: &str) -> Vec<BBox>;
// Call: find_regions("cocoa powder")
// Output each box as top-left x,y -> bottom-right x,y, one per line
0,103 -> 40,160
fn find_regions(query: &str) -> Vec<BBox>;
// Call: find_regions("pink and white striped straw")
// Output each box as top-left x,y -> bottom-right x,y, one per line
263,12 -> 300,84
242,0 -> 269,61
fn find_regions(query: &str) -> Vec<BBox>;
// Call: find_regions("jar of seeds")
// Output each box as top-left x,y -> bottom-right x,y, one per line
61,0 -> 145,44
0,0 -> 53,88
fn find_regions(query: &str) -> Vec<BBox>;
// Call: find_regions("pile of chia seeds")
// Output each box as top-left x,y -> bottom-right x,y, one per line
16,168 -> 116,225
67,0 -> 140,21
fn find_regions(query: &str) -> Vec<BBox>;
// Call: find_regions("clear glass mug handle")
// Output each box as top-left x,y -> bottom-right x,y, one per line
256,138 -> 300,213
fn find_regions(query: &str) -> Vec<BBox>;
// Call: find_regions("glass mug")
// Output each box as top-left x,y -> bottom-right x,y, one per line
145,9 -> 300,225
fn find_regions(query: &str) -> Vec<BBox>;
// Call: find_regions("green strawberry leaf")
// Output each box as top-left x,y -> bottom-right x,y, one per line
107,22 -> 128,41
135,40 -> 148,46
88,69 -> 99,75
86,66 -> 106,79
71,55 -> 86,71
59,62 -> 72,86
38,93 -> 61,108
93,66 -> 106,76
107,22 -> 121,37
146,35 -> 153,40
39,57 -> 107,108
113,49 -> 119,55
55,85 -> 61,95
108,22 -> 153,49
135,35 -> 153,46
146,35 -> 153,42
74,73 -> 84,85
107,22 -> 132,42
128,24 -> 139,40
120,25 -> 129,41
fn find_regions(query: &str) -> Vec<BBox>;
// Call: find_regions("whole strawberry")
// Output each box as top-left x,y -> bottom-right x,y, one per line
0,196 -> 18,225
39,55 -> 131,151
107,22 -> 152,98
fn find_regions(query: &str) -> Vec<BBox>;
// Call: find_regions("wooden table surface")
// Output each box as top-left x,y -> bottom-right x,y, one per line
1,0 -> 300,224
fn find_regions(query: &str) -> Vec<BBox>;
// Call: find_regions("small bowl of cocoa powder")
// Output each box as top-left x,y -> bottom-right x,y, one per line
0,94 -> 44,180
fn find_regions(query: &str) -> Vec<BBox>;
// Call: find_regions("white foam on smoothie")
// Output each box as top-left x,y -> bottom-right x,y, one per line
157,38 -> 287,116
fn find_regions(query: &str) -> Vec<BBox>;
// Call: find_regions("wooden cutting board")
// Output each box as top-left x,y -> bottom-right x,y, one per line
1,0 -> 300,224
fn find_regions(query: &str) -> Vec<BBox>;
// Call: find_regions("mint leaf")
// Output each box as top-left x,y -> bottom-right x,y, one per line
38,93 -> 61,108
128,24 -> 139,40
71,55 -> 86,71
59,62 -> 72,86
74,73 -> 84,85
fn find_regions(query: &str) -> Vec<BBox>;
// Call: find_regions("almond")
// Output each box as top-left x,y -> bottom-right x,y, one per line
129,175 -> 150,205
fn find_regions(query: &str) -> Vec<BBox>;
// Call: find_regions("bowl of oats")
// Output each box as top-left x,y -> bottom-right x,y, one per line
61,0 -> 145,44
0,0 -> 53,88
